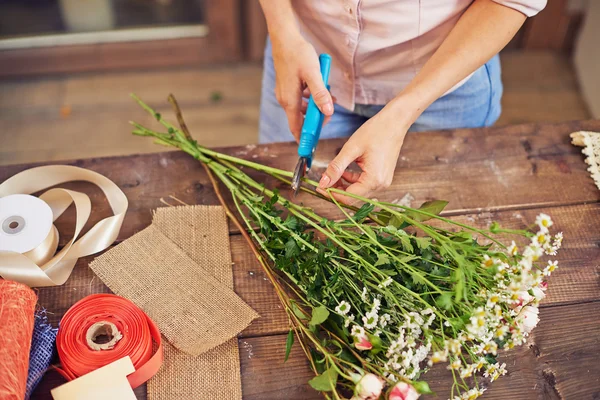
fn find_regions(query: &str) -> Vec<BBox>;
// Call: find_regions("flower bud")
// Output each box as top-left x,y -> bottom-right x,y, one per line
532,286 -> 546,301
354,334 -> 373,351
517,305 -> 540,333
388,382 -> 420,400
355,373 -> 384,399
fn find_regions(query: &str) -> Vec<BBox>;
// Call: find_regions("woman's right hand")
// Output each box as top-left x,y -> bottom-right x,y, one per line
270,33 -> 334,141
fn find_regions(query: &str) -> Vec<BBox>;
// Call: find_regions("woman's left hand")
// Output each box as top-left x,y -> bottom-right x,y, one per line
317,106 -> 410,204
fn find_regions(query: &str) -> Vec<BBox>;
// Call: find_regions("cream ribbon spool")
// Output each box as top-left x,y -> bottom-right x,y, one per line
0,165 -> 128,287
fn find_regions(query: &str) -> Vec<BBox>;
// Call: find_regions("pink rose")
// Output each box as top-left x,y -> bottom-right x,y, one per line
354,334 -> 373,351
389,382 -> 420,400
355,373 -> 384,399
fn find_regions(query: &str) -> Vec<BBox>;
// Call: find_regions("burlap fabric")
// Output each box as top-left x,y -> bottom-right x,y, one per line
90,206 -> 256,399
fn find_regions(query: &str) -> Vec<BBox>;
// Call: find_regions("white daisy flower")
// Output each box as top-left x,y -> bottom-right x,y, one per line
543,260 -> 558,276
363,312 -> 378,330
351,325 -> 365,337
448,359 -> 462,370
507,241 -> 518,256
380,277 -> 393,288
379,313 -> 391,328
344,314 -> 355,327
552,232 -> 563,251
535,213 -> 553,232
481,254 -> 496,268
335,300 -> 351,315
360,287 -> 368,301
460,364 -> 474,378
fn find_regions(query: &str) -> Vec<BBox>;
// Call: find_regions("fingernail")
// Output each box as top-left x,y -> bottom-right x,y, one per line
319,174 -> 331,188
323,103 -> 333,115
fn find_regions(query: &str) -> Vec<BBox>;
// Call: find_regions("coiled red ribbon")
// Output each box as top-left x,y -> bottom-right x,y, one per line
56,294 -> 163,388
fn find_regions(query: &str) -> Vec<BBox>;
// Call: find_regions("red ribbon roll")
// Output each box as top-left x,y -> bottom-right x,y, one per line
56,294 -> 163,388
0,280 -> 37,400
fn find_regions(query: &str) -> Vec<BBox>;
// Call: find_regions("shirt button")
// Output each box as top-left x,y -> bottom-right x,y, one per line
344,72 -> 351,80
345,5 -> 352,14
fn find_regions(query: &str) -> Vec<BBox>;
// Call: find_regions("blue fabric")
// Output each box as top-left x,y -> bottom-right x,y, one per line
26,310 -> 58,399
258,37 -> 503,143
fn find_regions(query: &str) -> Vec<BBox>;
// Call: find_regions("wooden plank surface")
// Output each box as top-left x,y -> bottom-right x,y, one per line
29,202 -> 600,340
2,119 -> 599,245
2,119 -> 599,399
31,301 -> 600,399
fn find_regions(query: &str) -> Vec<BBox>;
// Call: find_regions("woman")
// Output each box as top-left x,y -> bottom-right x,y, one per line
258,0 -> 546,202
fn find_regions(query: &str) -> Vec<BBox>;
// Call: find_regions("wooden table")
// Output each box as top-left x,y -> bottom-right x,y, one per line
3,120 -> 600,400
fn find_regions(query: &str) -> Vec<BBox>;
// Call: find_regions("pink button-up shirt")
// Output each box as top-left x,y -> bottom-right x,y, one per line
293,0 -> 547,110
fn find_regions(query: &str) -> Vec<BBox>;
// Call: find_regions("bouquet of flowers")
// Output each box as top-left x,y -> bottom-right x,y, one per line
131,95 -> 561,400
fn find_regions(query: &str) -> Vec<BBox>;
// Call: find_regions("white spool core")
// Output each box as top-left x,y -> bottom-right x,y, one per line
0,194 -> 53,253
86,321 -> 123,351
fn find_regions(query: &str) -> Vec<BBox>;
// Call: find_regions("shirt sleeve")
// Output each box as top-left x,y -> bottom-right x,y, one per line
491,0 -> 547,17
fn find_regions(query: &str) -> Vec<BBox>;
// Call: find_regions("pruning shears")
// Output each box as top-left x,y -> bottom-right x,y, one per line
291,53 -> 332,196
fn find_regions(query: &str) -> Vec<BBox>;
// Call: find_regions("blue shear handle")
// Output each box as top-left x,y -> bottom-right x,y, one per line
298,54 -> 332,161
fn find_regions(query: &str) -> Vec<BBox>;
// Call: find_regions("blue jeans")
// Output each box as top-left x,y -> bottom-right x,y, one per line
259,39 -> 503,143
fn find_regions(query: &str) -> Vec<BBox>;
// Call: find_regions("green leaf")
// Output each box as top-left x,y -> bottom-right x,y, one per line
308,367 -> 338,392
397,231 -> 414,252
310,305 -> 330,326
362,225 -> 376,240
283,215 -> 299,230
284,238 -> 300,258
414,236 -> 431,250
374,254 -> 390,267
490,221 -> 500,233
353,203 -> 375,222
290,301 -> 307,320
389,214 -> 404,228
413,381 -> 433,395
284,330 -> 294,362
406,200 -> 448,222
436,292 -> 453,310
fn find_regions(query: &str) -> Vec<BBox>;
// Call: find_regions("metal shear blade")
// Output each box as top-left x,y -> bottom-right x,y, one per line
291,157 -> 308,196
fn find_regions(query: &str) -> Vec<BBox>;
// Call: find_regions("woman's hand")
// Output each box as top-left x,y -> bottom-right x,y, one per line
271,33 -> 334,141
317,104 -> 410,204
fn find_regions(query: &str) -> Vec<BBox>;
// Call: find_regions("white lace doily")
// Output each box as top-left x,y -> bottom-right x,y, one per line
579,131 -> 600,190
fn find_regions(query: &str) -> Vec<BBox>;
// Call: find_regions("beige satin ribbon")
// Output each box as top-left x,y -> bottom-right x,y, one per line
0,165 -> 128,287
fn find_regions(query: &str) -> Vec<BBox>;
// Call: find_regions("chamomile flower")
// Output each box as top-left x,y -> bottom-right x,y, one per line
446,339 -> 462,354
351,325 -> 365,337
363,312 -> 379,330
335,300 -> 351,316
482,340 -> 498,355
533,231 -> 549,247
481,254 -> 496,268
378,277 -> 393,288
371,298 -> 381,313
507,241 -> 518,256
360,287 -> 368,301
553,232 -> 563,248
428,350 -> 447,365
379,313 -> 391,328
460,364 -> 475,378
448,359 -> 462,370
535,213 -> 553,232
486,293 -> 501,309
462,387 -> 486,400
344,314 -> 355,327
495,325 -> 509,340
543,260 -> 558,276
474,357 -> 486,371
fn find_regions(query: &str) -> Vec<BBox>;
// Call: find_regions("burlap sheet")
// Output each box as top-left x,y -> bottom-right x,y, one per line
90,224 -> 257,356
149,206 -> 248,399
